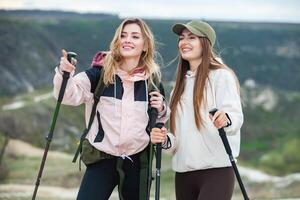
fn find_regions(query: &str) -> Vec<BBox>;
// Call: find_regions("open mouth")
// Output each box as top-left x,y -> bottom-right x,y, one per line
122,45 -> 134,50
181,47 -> 192,53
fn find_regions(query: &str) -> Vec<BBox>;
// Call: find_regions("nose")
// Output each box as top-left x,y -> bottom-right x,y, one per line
123,35 -> 131,43
178,39 -> 187,48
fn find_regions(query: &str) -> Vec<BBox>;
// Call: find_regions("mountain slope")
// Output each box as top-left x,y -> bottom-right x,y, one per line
0,10 -> 299,97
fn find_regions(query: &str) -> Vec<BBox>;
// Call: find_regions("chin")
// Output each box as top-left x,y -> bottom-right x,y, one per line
181,55 -> 192,61
120,51 -> 141,58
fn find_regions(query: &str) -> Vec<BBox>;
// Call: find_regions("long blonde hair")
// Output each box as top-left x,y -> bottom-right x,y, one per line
103,18 -> 161,85
170,37 -> 240,134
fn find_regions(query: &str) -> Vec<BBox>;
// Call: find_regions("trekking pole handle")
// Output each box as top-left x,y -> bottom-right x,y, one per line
67,52 -> 77,63
57,52 -> 77,102
208,108 -> 218,118
63,51 -> 77,76
209,108 -> 232,156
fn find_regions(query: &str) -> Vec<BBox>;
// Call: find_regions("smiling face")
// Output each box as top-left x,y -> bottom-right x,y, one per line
119,23 -> 146,60
178,28 -> 203,63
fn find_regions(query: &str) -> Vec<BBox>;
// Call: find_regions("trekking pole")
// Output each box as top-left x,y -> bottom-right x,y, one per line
148,99 -> 164,200
147,106 -> 158,199
209,108 -> 250,200
32,52 -> 77,200
154,122 -> 164,200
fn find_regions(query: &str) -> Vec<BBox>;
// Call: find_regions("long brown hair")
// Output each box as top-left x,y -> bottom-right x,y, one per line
103,18 -> 161,85
170,37 -> 239,134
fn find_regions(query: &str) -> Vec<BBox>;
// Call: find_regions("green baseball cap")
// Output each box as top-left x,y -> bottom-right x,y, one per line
172,20 -> 216,47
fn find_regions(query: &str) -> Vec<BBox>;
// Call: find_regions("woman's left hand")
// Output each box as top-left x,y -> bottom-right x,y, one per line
209,110 -> 229,129
149,91 -> 164,113
150,126 -> 167,144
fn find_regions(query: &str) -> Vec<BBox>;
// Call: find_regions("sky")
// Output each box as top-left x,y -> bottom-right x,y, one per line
0,0 -> 300,23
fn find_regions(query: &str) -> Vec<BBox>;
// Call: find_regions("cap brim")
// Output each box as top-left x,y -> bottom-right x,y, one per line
172,23 -> 206,39
172,23 -> 187,35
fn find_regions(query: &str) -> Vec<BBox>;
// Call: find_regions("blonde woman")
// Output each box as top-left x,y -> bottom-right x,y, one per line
151,20 -> 243,200
54,18 -> 169,200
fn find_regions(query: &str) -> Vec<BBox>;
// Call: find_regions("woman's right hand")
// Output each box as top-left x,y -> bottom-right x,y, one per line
59,49 -> 77,73
150,127 -> 167,144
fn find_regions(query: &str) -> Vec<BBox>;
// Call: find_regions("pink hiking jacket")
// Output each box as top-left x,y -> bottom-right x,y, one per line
53,52 -> 169,158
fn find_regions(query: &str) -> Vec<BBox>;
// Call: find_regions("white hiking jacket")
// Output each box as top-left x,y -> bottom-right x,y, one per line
165,69 -> 243,172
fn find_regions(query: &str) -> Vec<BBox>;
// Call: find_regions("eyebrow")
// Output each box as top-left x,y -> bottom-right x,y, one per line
121,31 -> 141,35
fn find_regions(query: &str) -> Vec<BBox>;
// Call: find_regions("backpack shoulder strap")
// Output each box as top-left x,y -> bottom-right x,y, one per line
72,68 -> 105,164
85,68 -> 105,133
94,68 -> 106,100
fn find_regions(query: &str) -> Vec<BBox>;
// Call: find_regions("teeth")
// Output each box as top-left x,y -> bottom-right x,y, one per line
123,46 -> 133,49
182,48 -> 191,52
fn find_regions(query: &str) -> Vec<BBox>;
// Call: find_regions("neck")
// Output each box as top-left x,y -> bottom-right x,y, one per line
120,57 -> 140,72
189,58 -> 202,72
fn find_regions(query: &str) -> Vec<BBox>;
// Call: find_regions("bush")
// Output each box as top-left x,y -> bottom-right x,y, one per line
260,139 -> 300,175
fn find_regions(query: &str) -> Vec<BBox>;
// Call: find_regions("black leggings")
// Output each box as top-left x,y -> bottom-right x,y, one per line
76,155 -> 141,200
175,167 -> 235,200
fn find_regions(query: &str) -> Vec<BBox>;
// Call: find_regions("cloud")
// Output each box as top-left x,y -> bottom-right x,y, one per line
0,0 -> 24,8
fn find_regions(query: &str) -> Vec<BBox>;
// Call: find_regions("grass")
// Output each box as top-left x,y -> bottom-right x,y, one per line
1,144 -> 300,200
1,148 -> 176,199
3,154 -> 83,187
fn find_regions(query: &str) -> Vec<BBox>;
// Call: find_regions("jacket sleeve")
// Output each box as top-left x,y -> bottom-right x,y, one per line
214,69 -> 244,135
53,67 -> 94,106
156,82 -> 170,124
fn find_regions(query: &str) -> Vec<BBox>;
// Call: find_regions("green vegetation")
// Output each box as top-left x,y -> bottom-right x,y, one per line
0,10 -> 299,97
259,139 -> 300,175
4,154 -> 83,187
238,87 -> 300,175
0,89 -> 85,153
0,133 -> 8,180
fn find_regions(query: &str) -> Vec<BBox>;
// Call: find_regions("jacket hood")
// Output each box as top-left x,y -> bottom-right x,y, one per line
91,51 -> 150,82
116,67 -> 150,82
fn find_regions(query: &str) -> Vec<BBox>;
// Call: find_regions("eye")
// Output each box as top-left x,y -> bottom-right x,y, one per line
121,34 -> 126,38
133,35 -> 140,39
179,37 -> 184,41
189,36 -> 197,40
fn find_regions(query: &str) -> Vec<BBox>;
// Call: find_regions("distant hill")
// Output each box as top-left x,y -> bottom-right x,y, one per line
0,9 -> 117,20
0,10 -> 299,96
